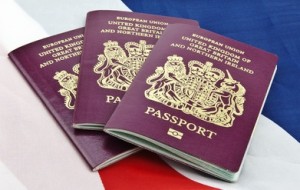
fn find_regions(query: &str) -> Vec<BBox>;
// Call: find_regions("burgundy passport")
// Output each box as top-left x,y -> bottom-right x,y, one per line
105,24 -> 278,181
73,10 -> 199,130
8,28 -> 139,171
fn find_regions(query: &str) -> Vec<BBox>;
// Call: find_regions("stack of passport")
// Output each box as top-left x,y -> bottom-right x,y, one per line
9,10 -> 277,182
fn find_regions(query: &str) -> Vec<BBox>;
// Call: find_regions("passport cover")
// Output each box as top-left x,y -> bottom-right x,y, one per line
73,10 -> 199,130
105,24 -> 278,181
8,28 -> 139,171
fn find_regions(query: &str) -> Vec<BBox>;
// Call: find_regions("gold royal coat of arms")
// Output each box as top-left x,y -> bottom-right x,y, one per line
94,40 -> 154,91
145,55 -> 246,128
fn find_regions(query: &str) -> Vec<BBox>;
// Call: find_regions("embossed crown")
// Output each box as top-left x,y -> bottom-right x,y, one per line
188,61 -> 224,82
53,70 -> 68,81
202,62 -> 224,81
167,54 -> 183,62
103,40 -> 119,48
125,40 -> 154,56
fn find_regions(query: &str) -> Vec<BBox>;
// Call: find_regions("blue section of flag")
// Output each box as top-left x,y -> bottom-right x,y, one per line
122,0 -> 300,141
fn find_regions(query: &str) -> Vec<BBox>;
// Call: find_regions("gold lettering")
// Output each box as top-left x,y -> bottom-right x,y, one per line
106,95 -> 121,104
170,43 -> 185,49
42,37 -> 72,49
177,118 -> 187,127
116,30 -> 154,38
108,21 -> 134,26
73,34 -> 84,40
225,45 -> 245,55
101,29 -> 116,33
54,51 -> 82,62
145,106 -> 155,114
116,17 -> 148,23
148,20 -> 168,26
114,96 -> 121,103
186,46 -> 223,62
186,123 -> 197,131
106,95 -> 114,103
144,106 -> 217,139
64,40 -> 83,49
153,110 -> 162,118
40,60 -> 54,68
162,112 -> 171,121
191,34 -> 224,47
170,115 -> 178,124
117,25 -> 140,32
207,130 -> 217,139
135,24 -> 165,31
196,127 -> 206,136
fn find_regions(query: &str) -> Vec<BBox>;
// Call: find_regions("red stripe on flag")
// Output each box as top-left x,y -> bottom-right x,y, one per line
99,150 -> 218,190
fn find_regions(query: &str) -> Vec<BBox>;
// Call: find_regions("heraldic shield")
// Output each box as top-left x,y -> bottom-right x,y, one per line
93,40 -> 154,91
145,55 -> 246,128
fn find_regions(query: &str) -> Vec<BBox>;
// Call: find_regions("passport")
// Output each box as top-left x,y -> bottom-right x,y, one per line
73,10 -> 198,130
105,24 -> 278,181
8,28 -> 139,171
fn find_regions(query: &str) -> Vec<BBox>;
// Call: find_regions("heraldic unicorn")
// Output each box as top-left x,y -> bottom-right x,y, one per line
145,55 -> 246,128
94,40 -> 154,91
